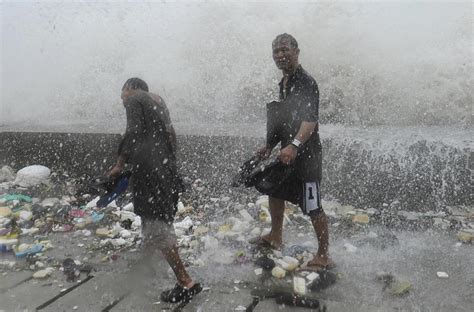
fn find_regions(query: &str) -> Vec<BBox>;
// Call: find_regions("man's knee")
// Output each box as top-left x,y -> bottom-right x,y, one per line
308,208 -> 325,220
269,196 -> 285,208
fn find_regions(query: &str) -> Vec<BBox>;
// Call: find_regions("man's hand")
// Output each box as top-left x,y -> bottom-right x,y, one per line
278,145 -> 298,165
257,146 -> 272,160
107,164 -> 123,178
107,155 -> 126,178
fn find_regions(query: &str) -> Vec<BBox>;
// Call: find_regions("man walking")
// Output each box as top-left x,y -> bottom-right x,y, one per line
109,78 -> 202,303
250,34 -> 334,270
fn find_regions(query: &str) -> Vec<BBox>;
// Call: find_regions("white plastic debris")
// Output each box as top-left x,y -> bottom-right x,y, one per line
120,210 -> 137,222
250,227 -> 261,236
254,268 -> 263,276
131,216 -> 142,230
0,260 -> 16,269
293,276 -> 306,295
120,229 -> 131,239
41,198 -> 60,207
235,306 -> 246,311
35,261 -> 45,268
85,196 -> 100,209
259,207 -> 271,223
344,242 -> 358,253
437,272 -> 449,279
272,266 -> 286,278
174,216 -> 193,232
19,210 -> 33,221
14,165 -> 50,187
111,238 -> 127,247
255,196 -> 269,209
239,209 -> 254,222
122,202 -> 134,211
177,201 -> 185,213
0,166 -> 16,182
278,256 -> 299,271
33,267 -> 54,279
306,272 -> 320,282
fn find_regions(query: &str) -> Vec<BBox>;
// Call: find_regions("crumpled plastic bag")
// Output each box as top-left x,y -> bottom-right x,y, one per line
14,165 -> 51,187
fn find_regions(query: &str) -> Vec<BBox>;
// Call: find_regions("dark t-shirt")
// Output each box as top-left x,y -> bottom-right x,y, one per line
118,91 -> 181,221
118,91 -> 175,168
266,65 -> 322,181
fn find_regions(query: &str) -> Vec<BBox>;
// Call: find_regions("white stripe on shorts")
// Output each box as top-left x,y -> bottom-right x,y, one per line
303,181 -> 320,214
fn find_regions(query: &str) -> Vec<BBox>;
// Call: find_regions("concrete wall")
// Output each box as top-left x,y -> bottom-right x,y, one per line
1,131 -> 471,211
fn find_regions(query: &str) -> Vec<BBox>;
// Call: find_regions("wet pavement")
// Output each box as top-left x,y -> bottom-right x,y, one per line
1,208 -> 473,312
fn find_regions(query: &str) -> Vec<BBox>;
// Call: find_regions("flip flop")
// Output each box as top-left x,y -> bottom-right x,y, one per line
299,259 -> 336,272
248,236 -> 281,250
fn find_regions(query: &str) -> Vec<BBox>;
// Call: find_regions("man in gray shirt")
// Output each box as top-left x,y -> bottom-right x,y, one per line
109,78 -> 201,303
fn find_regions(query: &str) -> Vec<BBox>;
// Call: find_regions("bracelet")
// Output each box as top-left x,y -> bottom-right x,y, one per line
291,138 -> 302,149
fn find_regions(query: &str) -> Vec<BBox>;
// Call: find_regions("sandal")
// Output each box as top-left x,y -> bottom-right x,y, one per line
299,258 -> 336,272
160,283 -> 202,304
248,236 -> 280,250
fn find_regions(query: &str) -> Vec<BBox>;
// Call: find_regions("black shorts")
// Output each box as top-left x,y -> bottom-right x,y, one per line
266,173 -> 323,215
131,170 -> 180,223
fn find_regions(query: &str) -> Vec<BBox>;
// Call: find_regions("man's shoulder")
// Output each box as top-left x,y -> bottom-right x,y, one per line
128,91 -> 163,107
296,66 -> 318,89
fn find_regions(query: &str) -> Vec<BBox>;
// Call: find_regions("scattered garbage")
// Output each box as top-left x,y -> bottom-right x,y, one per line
457,230 -> 473,243
307,270 -> 337,292
276,256 -> 300,272
0,238 -> 18,252
0,166 -> 16,182
376,272 -> 412,296
271,266 -> 286,278
15,243 -> 44,258
352,214 -> 370,224
293,276 -> 306,295
33,267 -> 55,279
275,293 -> 321,309
0,194 -> 33,203
255,256 -> 276,270
436,271 -> 449,279
388,280 -> 412,296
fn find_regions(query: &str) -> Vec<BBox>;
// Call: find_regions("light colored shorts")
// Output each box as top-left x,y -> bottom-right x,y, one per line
142,219 -> 177,250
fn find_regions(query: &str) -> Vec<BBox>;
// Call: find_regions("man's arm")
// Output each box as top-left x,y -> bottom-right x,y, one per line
279,81 -> 319,164
108,98 -> 143,176
279,121 -> 316,164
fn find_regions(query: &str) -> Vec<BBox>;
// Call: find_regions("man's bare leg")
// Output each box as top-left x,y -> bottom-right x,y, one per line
161,245 -> 194,288
260,197 -> 285,249
307,211 -> 334,268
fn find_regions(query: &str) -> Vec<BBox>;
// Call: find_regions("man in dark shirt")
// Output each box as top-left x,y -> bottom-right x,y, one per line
250,34 -> 334,270
109,78 -> 201,303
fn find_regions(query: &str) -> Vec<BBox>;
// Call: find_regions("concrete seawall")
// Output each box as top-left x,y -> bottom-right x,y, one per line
1,127 -> 471,211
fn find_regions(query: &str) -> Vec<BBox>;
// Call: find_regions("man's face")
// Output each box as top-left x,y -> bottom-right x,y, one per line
272,39 -> 299,71
121,87 -> 133,101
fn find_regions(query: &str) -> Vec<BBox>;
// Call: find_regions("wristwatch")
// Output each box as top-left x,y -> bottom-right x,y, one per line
291,138 -> 302,149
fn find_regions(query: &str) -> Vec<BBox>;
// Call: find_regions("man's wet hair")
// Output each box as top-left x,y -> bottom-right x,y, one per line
273,33 -> 298,49
122,77 -> 149,92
